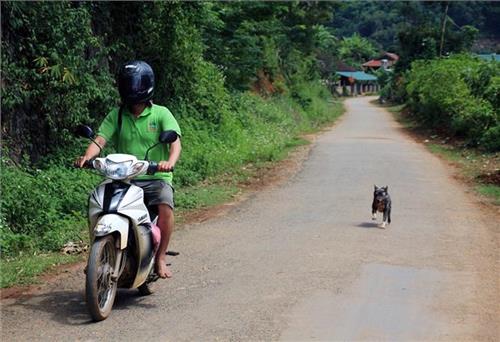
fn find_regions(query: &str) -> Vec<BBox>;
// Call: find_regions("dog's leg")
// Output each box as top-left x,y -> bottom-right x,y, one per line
372,201 -> 377,220
380,209 -> 388,228
388,207 -> 391,224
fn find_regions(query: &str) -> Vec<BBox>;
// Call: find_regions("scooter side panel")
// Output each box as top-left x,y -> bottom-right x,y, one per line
88,180 -> 111,230
95,214 -> 129,249
131,224 -> 155,288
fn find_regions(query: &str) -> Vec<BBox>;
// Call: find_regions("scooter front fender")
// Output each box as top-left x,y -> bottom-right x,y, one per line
94,214 -> 129,249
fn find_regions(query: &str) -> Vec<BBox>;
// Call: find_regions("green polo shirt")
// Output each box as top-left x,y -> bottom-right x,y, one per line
97,104 -> 181,184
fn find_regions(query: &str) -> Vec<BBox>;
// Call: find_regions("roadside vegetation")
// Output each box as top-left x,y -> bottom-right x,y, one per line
385,104 -> 500,206
405,55 -> 499,152
369,2 -> 499,206
1,2 -> 343,287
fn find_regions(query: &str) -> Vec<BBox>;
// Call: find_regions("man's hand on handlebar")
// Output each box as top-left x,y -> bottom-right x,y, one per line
75,156 -> 90,168
158,160 -> 175,172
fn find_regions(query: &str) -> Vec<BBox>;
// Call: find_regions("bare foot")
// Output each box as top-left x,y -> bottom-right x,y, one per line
156,257 -> 173,279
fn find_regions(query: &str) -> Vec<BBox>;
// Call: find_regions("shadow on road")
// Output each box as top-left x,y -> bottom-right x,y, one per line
356,222 -> 381,229
5,290 -> 92,325
5,289 -> 156,326
114,289 -> 157,311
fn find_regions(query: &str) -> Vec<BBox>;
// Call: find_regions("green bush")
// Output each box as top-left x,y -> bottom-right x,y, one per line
405,55 -> 499,150
480,126 -> 500,152
174,81 -> 337,186
0,159 -> 99,255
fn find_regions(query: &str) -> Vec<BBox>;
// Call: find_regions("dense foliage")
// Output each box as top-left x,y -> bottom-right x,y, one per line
1,2 -> 341,256
405,55 -> 499,150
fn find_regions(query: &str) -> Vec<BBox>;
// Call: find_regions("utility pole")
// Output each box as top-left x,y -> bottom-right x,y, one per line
439,1 -> 449,57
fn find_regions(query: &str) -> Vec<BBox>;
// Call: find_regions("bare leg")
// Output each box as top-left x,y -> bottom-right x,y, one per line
156,204 -> 174,278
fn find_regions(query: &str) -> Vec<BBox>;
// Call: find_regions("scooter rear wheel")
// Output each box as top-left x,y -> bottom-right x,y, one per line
85,235 -> 118,321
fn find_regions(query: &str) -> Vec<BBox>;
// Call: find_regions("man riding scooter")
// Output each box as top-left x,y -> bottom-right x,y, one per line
76,60 -> 181,279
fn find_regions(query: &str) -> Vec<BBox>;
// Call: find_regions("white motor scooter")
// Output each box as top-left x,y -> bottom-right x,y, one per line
76,125 -> 178,321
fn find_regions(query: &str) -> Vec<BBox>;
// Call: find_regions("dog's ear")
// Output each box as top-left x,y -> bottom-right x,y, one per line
374,185 -> 378,191
384,186 -> 388,191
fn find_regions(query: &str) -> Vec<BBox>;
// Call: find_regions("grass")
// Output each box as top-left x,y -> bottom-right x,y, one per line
476,185 -> 500,205
426,144 -> 463,163
1,253 -> 83,288
384,103 -> 500,205
177,183 -> 240,212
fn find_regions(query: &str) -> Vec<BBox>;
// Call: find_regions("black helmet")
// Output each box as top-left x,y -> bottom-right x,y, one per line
117,60 -> 154,105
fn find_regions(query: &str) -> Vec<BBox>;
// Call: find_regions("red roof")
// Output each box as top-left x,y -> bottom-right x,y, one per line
384,52 -> 399,61
335,61 -> 357,72
362,59 -> 382,67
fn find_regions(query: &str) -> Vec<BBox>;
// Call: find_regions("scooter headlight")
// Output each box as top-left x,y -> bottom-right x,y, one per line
95,222 -> 113,234
105,160 -> 132,180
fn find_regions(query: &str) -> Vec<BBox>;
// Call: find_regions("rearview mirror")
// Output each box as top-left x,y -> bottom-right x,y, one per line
159,130 -> 178,144
75,125 -> 95,139
144,131 -> 179,160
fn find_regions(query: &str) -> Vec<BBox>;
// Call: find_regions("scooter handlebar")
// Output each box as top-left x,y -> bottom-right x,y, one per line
74,158 -> 94,169
146,161 -> 174,175
83,159 -> 95,169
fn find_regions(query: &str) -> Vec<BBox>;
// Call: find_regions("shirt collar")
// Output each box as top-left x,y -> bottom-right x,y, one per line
125,105 -> 152,118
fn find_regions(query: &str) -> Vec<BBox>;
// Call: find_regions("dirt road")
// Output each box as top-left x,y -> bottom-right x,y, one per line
2,96 -> 498,341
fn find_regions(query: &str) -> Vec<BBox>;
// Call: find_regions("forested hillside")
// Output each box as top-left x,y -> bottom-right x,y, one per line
329,1 -> 500,52
1,2 -> 342,258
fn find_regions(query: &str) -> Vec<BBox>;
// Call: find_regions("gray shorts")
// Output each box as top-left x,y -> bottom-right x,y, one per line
132,180 -> 175,210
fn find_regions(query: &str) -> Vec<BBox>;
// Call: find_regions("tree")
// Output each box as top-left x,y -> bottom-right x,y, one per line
1,2 -> 115,163
338,33 -> 377,67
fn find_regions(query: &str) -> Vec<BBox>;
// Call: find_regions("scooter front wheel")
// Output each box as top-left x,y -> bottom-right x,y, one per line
85,235 -> 118,321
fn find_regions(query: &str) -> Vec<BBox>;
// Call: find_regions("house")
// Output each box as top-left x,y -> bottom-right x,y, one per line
331,55 -> 386,96
335,71 -> 378,96
362,52 -> 399,71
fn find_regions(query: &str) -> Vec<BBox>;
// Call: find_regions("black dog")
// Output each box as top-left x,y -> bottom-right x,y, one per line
372,185 -> 391,228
